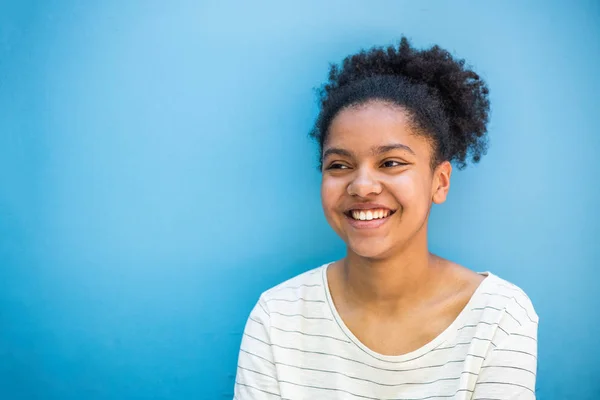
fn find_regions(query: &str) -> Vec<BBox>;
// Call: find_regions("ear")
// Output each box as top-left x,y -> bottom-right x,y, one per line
432,161 -> 452,204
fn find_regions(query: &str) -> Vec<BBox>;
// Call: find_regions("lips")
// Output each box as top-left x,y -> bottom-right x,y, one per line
343,204 -> 396,229
349,208 -> 391,221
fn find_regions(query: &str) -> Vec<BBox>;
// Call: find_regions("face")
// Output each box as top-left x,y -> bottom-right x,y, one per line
320,100 -> 452,260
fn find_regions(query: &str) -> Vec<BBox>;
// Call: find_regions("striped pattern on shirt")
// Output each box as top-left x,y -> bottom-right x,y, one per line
234,264 -> 538,400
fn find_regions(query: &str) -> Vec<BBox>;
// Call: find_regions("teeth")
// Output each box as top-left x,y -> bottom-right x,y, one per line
350,209 -> 391,221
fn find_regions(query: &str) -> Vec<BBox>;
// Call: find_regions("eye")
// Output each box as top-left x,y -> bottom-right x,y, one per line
381,160 -> 407,168
326,162 -> 351,170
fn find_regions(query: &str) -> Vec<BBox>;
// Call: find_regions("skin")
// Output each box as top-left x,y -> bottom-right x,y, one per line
321,100 -> 484,356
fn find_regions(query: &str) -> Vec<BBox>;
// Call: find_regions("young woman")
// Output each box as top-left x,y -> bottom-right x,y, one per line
234,37 -> 538,400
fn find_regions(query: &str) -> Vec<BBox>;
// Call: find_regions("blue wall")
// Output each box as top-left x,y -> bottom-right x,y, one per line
1,1 -> 598,398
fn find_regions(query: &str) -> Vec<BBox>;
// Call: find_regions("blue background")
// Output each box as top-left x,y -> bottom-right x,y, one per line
1,1 -> 598,398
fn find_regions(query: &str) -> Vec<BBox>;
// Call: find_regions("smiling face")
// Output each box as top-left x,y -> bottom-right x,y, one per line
320,100 -> 452,260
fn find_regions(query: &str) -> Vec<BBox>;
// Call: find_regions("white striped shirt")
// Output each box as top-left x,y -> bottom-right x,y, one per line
234,264 -> 538,399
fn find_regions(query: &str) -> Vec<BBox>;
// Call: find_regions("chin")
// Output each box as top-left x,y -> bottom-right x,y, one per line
346,238 -> 393,260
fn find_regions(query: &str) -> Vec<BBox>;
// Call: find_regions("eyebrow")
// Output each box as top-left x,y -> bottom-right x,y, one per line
322,143 -> 415,160
322,148 -> 353,159
373,143 -> 416,156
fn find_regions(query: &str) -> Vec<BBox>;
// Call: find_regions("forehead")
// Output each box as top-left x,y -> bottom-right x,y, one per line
325,101 -> 423,150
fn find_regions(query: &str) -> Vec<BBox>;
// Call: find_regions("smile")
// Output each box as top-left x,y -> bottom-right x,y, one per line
343,207 -> 396,229
349,208 -> 392,221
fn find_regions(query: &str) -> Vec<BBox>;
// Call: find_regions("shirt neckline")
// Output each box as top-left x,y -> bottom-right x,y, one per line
320,262 -> 493,363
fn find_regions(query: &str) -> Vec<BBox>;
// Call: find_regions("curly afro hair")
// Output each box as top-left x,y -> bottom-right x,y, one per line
310,36 -> 490,170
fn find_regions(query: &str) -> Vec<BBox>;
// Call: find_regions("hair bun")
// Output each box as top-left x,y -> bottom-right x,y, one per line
318,37 -> 490,168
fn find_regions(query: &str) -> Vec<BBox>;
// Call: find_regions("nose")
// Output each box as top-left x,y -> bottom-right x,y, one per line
347,168 -> 382,197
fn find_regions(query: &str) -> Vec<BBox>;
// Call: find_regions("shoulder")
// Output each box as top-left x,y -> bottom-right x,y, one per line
475,272 -> 539,331
244,263 -> 332,335
260,263 -> 328,302
248,263 -> 330,318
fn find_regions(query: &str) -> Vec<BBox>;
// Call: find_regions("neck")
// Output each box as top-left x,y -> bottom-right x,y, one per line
341,231 -> 443,312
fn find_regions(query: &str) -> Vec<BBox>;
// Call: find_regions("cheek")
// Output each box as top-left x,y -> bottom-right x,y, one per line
389,173 -> 431,208
321,177 -> 345,215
